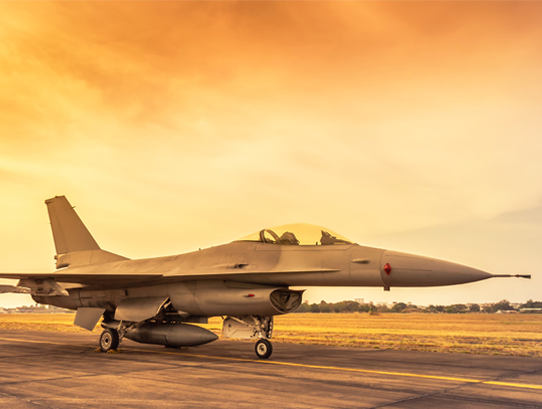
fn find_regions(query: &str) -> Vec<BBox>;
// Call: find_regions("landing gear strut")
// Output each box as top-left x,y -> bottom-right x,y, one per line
255,339 -> 273,359
222,315 -> 275,359
99,328 -> 119,352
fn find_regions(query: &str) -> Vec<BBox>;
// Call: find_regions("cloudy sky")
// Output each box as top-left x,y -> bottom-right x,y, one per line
1,1 -> 541,308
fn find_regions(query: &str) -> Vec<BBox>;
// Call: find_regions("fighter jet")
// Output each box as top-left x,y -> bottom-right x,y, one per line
0,196 -> 530,358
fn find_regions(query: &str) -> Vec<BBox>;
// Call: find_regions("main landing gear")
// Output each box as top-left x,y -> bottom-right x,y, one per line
98,320 -> 141,353
255,339 -> 273,359
99,328 -> 119,352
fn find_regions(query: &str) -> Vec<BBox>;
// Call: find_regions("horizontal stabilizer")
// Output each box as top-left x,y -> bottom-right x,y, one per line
17,278 -> 69,296
0,284 -> 31,294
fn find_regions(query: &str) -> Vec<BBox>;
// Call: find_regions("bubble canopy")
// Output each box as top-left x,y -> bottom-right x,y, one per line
236,223 -> 355,246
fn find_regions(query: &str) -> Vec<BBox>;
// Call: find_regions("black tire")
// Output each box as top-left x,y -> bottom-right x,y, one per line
255,339 -> 273,359
100,328 -> 119,352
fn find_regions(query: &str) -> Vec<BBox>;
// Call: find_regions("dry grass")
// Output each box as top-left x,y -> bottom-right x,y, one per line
268,313 -> 542,357
0,313 -> 87,333
1,313 -> 541,357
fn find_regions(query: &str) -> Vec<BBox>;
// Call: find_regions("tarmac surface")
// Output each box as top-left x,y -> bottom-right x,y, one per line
0,329 -> 541,408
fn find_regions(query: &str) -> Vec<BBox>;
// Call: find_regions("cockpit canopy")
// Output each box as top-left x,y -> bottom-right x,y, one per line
236,223 -> 355,246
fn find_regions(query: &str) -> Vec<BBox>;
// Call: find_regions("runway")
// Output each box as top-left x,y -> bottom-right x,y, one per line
0,329 -> 541,408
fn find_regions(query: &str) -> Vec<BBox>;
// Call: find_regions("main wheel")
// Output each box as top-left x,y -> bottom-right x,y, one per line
255,339 -> 273,359
100,328 -> 119,352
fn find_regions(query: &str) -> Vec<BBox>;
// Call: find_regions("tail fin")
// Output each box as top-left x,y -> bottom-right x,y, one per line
45,196 -> 129,269
45,196 -> 100,254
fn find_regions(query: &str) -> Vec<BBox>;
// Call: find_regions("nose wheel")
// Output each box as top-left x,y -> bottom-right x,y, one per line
255,339 -> 273,359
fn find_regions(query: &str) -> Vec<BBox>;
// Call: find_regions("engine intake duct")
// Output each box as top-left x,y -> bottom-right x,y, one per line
270,289 -> 303,313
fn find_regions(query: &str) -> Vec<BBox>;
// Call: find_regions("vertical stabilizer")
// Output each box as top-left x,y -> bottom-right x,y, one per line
45,196 -> 100,254
45,196 -> 129,269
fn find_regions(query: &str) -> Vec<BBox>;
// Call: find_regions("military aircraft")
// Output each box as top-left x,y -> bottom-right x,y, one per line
0,196 -> 530,358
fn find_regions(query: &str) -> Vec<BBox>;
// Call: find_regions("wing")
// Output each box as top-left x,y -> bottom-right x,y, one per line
0,268 -> 339,289
0,271 -> 164,287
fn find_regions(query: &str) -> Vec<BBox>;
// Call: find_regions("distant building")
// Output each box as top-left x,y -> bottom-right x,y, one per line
354,298 -> 364,304
519,308 -> 542,313
6,305 -> 72,314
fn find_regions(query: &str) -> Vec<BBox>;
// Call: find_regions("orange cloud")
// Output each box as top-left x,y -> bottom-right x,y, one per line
1,1 -> 542,235
0,3 -> 539,120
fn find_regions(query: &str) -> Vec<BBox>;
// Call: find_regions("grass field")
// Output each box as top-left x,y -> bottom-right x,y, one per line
1,313 -> 540,357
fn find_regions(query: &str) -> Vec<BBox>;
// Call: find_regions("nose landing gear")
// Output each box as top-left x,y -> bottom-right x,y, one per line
222,315 -> 274,359
255,339 -> 273,359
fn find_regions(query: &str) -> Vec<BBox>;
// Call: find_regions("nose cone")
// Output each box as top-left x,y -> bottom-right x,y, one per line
381,250 -> 492,287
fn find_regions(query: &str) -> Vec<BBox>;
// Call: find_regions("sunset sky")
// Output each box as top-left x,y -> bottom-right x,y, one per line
1,1 -> 541,308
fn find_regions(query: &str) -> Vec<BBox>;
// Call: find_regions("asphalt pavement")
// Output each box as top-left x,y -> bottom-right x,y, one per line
0,329 -> 541,408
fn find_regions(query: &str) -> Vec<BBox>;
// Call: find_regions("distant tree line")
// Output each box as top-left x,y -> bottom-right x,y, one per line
294,299 -> 542,314
295,300 -> 377,313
